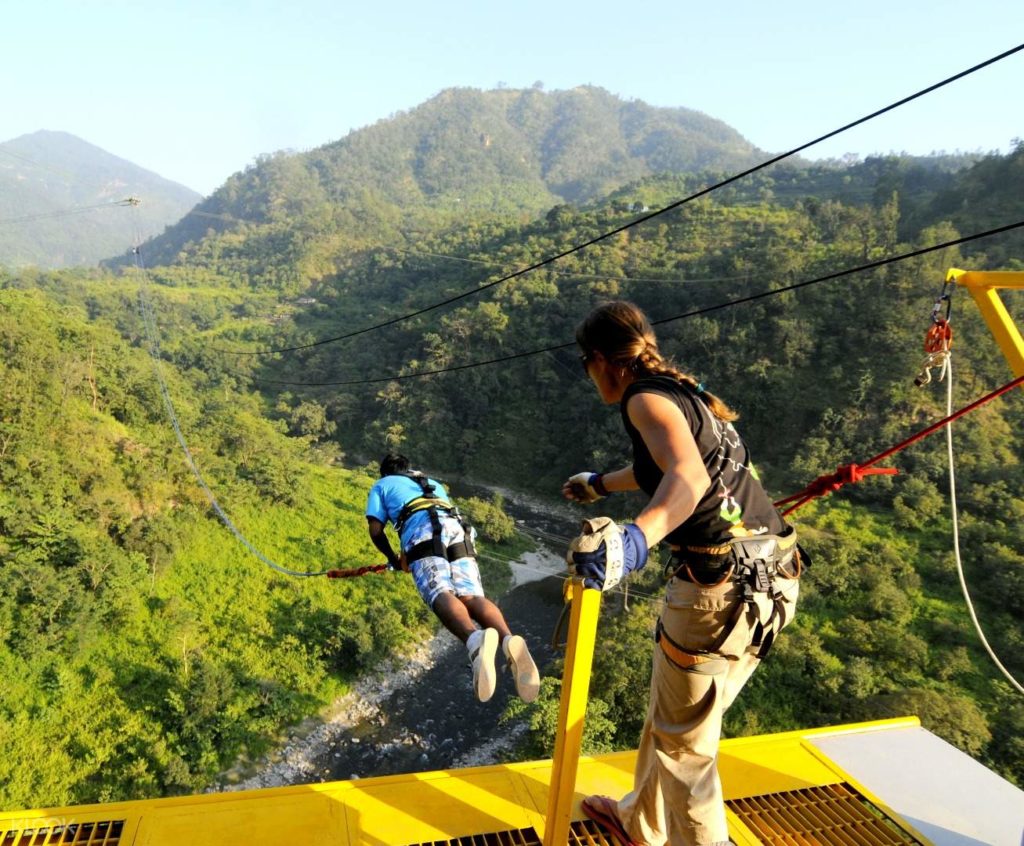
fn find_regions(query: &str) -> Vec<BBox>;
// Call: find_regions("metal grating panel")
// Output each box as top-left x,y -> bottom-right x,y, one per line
0,820 -> 125,846
727,783 -> 923,845
399,827 -> 541,846
569,819 -> 620,845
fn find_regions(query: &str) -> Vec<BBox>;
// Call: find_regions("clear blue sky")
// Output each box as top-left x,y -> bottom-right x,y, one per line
4,0 -> 1022,195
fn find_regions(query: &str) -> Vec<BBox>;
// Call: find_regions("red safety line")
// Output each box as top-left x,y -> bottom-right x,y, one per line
776,373 -> 1024,517
327,564 -> 390,579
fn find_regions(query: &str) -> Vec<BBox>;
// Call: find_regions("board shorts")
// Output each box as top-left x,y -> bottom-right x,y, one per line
404,516 -> 484,608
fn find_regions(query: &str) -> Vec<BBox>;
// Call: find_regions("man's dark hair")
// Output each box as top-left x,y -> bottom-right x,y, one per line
379,452 -> 410,477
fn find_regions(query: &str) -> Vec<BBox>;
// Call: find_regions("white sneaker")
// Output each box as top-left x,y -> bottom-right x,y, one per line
467,628 -> 499,702
503,634 -> 540,703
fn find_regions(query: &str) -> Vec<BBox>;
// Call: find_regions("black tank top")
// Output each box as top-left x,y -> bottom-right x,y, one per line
620,375 -> 785,546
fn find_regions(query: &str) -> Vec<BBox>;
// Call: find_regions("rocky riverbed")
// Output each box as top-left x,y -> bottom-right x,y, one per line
214,483 -> 587,792
217,554 -> 569,791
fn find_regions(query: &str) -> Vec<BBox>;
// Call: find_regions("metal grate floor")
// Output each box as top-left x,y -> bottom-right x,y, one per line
569,819 -> 623,844
399,822 -> 624,846
0,820 -> 125,846
727,782 -> 923,845
400,827 -> 542,846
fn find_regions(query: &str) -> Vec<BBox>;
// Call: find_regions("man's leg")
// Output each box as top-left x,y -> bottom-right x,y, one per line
462,595 -> 540,703
461,595 -> 511,639
432,591 -> 479,642
428,591 -> 499,702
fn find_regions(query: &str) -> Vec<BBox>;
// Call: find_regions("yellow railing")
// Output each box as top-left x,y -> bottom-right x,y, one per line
542,578 -> 601,846
947,268 -> 1024,377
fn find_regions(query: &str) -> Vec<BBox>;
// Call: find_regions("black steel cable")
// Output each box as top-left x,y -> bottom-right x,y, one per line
218,42 -> 1024,358
231,217 -> 1024,387
0,197 -> 138,226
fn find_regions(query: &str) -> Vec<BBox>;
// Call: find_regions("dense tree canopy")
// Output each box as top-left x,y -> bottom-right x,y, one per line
2,122 -> 1022,808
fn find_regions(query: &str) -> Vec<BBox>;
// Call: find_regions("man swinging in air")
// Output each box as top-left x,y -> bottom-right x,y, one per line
366,453 -> 540,703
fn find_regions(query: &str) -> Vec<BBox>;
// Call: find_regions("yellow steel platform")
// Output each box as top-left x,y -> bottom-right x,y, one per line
0,718 -> 932,845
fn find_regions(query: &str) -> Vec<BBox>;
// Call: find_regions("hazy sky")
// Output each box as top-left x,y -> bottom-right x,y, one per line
4,1 -> 1022,195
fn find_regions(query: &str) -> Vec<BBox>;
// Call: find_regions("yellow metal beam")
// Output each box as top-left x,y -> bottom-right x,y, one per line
947,268 -> 1024,377
542,578 -> 601,846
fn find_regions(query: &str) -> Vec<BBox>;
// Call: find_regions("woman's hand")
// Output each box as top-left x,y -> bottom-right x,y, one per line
568,519 -> 649,590
562,472 -> 605,503
562,466 -> 638,502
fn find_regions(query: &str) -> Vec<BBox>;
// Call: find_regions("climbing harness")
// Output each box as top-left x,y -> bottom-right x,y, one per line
658,529 -> 801,665
655,621 -> 728,674
394,472 -> 477,567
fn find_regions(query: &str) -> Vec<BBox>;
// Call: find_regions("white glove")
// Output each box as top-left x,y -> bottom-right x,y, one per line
563,472 -> 605,504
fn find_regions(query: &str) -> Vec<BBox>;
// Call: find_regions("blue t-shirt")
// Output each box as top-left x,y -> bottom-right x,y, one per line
365,474 -> 450,547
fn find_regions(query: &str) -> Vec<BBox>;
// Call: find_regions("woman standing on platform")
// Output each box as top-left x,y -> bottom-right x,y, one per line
563,301 -> 801,846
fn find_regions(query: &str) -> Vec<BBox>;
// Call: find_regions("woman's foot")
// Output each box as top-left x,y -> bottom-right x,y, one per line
581,795 -> 639,846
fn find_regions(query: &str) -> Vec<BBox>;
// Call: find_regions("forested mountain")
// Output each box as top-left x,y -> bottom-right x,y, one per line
0,131 -> 200,268
117,86 -> 766,274
2,87 -> 1022,810
0,274 -> 441,805
198,143 -> 1024,783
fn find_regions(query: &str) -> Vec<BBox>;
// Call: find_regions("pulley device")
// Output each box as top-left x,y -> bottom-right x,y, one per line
915,279 -> 954,387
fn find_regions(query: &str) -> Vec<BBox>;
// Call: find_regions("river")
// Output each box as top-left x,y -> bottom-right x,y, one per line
220,484 -> 585,791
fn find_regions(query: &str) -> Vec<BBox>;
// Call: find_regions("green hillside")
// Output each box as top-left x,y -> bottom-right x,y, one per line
0,281 -> 428,805
1,106 -> 1022,807
206,144 -> 1023,783
117,86 -> 765,277
0,131 -> 200,269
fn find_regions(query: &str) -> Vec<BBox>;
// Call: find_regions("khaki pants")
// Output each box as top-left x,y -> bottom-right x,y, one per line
616,573 -> 799,846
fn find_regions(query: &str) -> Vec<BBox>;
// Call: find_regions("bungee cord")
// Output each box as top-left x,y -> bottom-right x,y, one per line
942,361 -> 1024,694
130,221 -> 339,578
230,218 -> 1024,388
214,42 -> 1024,359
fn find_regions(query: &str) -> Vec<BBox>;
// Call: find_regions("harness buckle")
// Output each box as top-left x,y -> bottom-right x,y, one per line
753,559 -> 771,593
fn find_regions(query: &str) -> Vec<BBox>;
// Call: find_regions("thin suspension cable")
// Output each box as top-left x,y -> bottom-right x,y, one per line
0,197 -> 139,226
218,42 -> 1024,358
0,146 -> 82,181
476,548 -> 668,606
943,361 -> 1024,694
232,217 -> 1024,388
185,209 -> 251,225
392,246 -> 765,286
130,224 -> 336,578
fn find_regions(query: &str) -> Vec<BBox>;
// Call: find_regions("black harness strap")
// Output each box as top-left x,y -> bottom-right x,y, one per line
664,529 -> 800,660
393,471 -> 476,565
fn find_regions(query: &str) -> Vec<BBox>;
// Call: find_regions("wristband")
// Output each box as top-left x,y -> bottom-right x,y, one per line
590,473 -> 610,497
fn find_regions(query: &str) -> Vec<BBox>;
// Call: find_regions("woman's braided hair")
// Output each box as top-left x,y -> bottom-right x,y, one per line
576,300 -> 738,422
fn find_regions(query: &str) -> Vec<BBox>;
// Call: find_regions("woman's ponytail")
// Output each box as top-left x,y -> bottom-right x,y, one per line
577,301 -> 738,422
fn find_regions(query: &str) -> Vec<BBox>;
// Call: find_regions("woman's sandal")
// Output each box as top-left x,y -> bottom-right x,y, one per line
581,795 -> 639,846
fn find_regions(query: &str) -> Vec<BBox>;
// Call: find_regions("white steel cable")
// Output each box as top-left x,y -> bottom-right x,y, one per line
944,358 -> 1024,694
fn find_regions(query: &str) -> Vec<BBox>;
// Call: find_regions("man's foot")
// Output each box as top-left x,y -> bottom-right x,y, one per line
467,628 -> 499,702
503,634 -> 540,702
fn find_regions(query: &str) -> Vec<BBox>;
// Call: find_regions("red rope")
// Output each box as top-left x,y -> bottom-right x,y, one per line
326,564 -> 390,579
776,372 -> 1024,517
